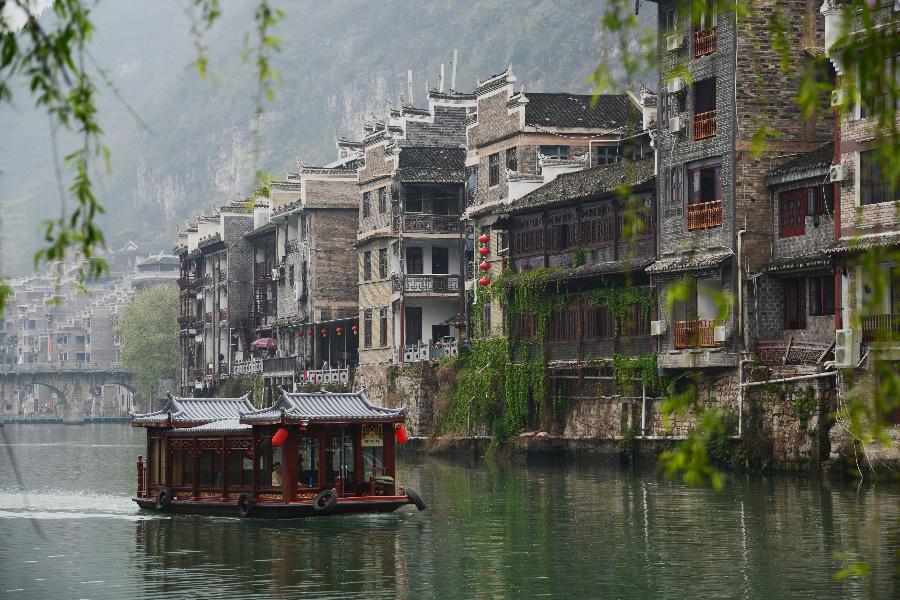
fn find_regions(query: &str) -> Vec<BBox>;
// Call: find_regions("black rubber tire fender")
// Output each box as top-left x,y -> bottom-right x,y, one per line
405,487 -> 427,511
313,489 -> 338,513
155,487 -> 174,511
237,493 -> 254,518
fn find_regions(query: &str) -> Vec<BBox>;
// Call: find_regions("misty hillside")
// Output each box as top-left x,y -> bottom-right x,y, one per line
0,0 -> 654,275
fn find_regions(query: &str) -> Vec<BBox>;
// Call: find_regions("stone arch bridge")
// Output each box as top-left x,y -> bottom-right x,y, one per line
0,364 -> 134,421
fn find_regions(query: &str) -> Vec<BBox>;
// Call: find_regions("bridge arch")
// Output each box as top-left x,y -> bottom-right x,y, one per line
25,381 -> 67,413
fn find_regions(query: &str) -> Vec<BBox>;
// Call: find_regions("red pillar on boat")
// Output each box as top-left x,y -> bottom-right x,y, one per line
282,427 -> 298,503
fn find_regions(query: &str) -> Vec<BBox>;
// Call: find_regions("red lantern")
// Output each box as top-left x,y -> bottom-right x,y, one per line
321,327 -> 328,337
479,276 -> 491,287
295,329 -> 302,337
336,327 -> 344,336
351,324 -> 359,334
479,261 -> 490,271
478,233 -> 490,244
395,425 -> 409,445
479,246 -> 490,257
272,427 -> 289,447
307,328 -> 314,337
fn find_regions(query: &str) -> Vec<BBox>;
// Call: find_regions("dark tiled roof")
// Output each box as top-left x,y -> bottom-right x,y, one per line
512,158 -> 655,212
646,250 -> 733,274
397,146 -> 466,183
244,221 -> 277,240
760,255 -> 831,274
241,390 -> 406,424
168,419 -> 252,435
524,93 -> 639,130
767,142 -> 834,178
131,393 -> 254,427
824,230 -> 900,255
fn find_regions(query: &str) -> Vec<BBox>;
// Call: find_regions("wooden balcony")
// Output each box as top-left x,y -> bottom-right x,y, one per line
693,27 -> 717,58
861,314 -> 900,344
396,214 -> 461,234
673,319 -> 721,349
753,339 -> 833,365
693,110 -> 716,140
686,200 -> 723,231
392,274 -> 461,294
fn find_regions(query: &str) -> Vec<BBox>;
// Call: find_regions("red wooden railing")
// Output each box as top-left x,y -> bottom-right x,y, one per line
861,314 -> 900,344
693,110 -> 717,140
694,28 -> 717,58
673,320 -> 720,349
686,200 -> 723,230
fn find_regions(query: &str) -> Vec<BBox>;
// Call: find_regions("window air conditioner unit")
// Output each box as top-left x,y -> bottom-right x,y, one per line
271,268 -> 280,281
666,33 -> 683,52
197,292 -> 204,300
668,115 -> 685,133
828,164 -> 845,183
650,320 -> 667,336
668,77 -> 685,94
830,89 -> 843,108
713,325 -> 728,343
834,328 -> 859,368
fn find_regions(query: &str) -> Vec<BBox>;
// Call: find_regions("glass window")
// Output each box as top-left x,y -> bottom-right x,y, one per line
378,248 -> 388,279
405,186 -> 424,213
539,145 -> 570,160
506,147 -> 518,171
378,187 -> 387,213
432,247 -> 449,274
171,449 -> 193,486
860,149 -> 900,205
779,189 -> 806,237
784,277 -> 806,330
687,163 -> 721,204
226,449 -> 252,487
198,449 -> 221,486
594,146 -> 623,166
406,246 -> 424,274
362,191 -> 370,218
297,433 -> 319,488
489,153 -> 500,186
362,446 -> 384,480
809,275 -> 835,316
364,309 -> 373,349
363,251 -> 372,281
379,308 -> 388,347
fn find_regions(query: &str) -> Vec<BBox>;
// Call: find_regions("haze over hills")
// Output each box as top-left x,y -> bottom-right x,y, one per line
0,0 -> 653,275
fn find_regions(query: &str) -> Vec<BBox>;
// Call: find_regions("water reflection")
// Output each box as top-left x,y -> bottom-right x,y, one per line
0,425 -> 898,599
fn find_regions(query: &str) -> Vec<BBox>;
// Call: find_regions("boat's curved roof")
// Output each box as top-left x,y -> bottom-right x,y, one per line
241,389 -> 405,425
130,392 -> 254,428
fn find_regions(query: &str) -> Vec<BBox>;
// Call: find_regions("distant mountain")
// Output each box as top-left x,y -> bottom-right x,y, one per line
0,0 -> 654,275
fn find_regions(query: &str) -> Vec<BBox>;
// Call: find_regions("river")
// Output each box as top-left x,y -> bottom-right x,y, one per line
0,424 -> 897,598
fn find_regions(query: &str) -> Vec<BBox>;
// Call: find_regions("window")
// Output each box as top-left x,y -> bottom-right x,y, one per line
517,312 -> 539,341
432,246 -> 449,274
76,335 -> 85,344
297,434 -> 319,488
489,153 -> 500,186
362,191 -> 370,218
694,0 -> 717,31
198,450 -> 221,486
379,308 -> 388,347
581,202 -> 614,247
669,165 -> 683,205
687,163 -> 721,204
593,145 -> 623,166
584,305 -> 614,339
363,309 -> 372,349
540,145 -> 570,160
809,275 -> 835,316
661,90 -> 685,124
506,147 -> 518,171
57,334 -> 68,344
432,186 -> 457,215
693,78 -> 716,140
510,214 -> 545,257
549,307 -> 577,341
860,53 -> 899,118
378,248 -> 388,279
784,277 -> 806,330
548,209 -> 576,251
226,450 -> 253,488
466,166 -> 477,190
405,186 -> 424,213
363,251 -> 372,281
406,247 -> 424,274
59,352 -> 68,362
378,187 -> 387,213
76,352 -> 86,362
779,189 -> 806,237
171,449 -> 193,486
660,5 -> 676,33
860,149 -> 900,205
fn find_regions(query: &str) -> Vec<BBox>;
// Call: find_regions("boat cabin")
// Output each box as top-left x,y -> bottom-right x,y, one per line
131,389 -> 421,517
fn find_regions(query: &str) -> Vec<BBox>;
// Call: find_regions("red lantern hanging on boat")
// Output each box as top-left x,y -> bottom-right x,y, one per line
479,276 -> 491,287
272,426 -> 289,447
336,327 -> 344,336
479,261 -> 490,271
478,233 -> 490,244
307,328 -> 314,337
479,246 -> 490,257
395,424 -> 409,445
321,327 -> 328,337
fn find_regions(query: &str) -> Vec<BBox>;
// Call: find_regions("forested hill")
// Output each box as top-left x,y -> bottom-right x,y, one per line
0,0 -> 653,274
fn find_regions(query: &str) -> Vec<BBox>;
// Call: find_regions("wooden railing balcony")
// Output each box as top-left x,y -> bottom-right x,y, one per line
673,319 -> 721,349
254,264 -> 275,280
398,214 -> 462,234
392,274 -> 461,294
693,27 -> 717,58
693,110 -> 716,140
861,314 -> 900,344
686,200 -> 723,231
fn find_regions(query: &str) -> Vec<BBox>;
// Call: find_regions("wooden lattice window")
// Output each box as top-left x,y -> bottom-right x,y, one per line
784,277 -> 807,330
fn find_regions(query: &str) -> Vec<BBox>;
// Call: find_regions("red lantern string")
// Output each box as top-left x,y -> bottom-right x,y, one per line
479,276 -> 491,287
395,425 -> 409,445
336,327 -> 344,335
321,327 -> 328,337
478,233 -> 490,244
479,261 -> 490,271
479,246 -> 490,257
307,328 -> 314,337
272,427 -> 289,447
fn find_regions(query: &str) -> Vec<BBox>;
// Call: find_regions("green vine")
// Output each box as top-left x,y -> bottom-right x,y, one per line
583,286 -> 653,335
611,353 -> 661,391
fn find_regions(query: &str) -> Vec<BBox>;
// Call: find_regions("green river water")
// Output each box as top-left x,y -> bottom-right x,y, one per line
0,424 -> 897,598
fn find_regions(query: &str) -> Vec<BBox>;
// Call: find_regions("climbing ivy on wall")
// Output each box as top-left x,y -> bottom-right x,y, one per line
582,286 -> 653,335
611,353 -> 662,391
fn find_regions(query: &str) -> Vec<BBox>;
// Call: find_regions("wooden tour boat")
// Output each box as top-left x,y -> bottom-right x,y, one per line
131,388 -> 425,518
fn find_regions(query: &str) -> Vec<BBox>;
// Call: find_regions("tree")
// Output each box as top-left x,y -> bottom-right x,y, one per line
117,284 -> 179,410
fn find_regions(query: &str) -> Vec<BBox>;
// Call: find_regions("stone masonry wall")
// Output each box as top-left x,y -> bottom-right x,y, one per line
401,104 -> 468,149
309,208 -> 358,320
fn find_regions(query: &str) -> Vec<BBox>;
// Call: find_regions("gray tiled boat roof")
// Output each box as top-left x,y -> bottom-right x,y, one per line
241,390 -> 406,424
167,419 -> 252,435
131,393 -> 254,427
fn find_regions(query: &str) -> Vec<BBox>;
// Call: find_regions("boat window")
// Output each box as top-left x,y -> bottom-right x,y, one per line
198,449 -> 221,486
171,449 -> 193,486
298,433 -> 319,488
363,446 -> 384,480
257,437 -> 282,487
226,450 -> 253,487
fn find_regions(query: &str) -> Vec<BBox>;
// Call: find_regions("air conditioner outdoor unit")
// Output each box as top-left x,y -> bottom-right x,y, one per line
666,33 -> 683,52
829,164 -> 845,183
830,89 -> 843,108
650,320 -> 667,336
834,328 -> 860,368
194,334 -> 203,343
197,292 -> 204,300
713,325 -> 728,343
668,77 -> 685,94
668,115 -> 684,133
271,268 -> 280,281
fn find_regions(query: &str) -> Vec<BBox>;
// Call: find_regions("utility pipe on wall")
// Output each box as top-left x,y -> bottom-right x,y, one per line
737,223 -> 747,351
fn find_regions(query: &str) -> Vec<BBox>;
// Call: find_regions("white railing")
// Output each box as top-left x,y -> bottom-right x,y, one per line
402,338 -> 458,363
231,358 -> 263,375
298,368 -> 349,385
